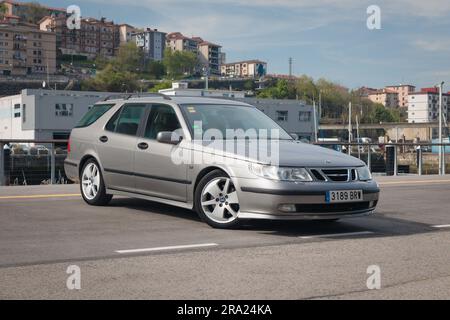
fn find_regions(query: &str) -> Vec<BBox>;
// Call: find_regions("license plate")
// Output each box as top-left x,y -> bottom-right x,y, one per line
325,190 -> 363,203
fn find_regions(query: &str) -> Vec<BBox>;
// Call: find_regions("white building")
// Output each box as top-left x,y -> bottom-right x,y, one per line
407,91 -> 449,123
159,82 -> 245,98
133,28 -> 166,62
0,89 -> 111,140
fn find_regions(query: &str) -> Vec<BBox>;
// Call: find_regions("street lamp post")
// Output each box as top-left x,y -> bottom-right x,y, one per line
438,82 -> 445,175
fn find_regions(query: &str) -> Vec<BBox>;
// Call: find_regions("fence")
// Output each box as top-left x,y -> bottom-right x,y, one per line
1,139 -> 450,186
0,139 -> 69,186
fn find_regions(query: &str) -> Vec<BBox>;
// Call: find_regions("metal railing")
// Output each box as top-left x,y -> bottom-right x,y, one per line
1,139 -> 450,186
0,139 -> 69,186
314,142 -> 450,176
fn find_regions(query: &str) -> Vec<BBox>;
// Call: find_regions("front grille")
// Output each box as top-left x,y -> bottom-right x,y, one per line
321,169 -> 349,182
295,201 -> 373,213
309,168 -> 358,182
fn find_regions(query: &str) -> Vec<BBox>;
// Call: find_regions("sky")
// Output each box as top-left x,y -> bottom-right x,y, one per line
41,0 -> 450,91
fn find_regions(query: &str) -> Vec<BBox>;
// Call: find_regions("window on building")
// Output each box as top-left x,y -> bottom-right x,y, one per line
22,104 -> 26,123
13,103 -> 21,118
276,111 -> 288,122
299,111 -> 311,122
55,103 -> 74,117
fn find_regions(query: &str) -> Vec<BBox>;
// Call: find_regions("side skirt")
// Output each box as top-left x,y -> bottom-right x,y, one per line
106,187 -> 194,210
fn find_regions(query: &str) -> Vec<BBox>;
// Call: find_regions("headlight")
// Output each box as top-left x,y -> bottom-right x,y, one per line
249,163 -> 313,182
357,166 -> 372,181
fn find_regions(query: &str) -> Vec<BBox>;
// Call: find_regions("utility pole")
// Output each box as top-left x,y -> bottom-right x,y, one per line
348,102 -> 352,155
313,100 -> 318,143
438,82 -> 444,175
288,57 -> 292,78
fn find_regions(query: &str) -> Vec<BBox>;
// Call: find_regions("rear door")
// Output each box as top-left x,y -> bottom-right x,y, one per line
96,103 -> 147,192
134,104 -> 188,202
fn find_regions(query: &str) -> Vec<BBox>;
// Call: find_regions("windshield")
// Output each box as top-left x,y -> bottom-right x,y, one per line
180,104 -> 292,140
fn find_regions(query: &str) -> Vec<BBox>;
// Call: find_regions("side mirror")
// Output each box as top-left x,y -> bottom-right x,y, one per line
156,131 -> 183,145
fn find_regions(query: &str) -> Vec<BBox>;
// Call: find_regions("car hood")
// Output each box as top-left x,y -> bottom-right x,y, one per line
189,140 -> 366,167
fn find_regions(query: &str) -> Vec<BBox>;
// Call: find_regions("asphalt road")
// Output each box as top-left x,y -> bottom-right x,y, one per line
0,175 -> 449,299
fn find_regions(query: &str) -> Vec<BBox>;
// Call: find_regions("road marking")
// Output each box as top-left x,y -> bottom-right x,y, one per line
300,231 -> 374,239
431,224 -> 450,229
0,193 -> 80,200
115,243 -> 219,254
379,179 -> 450,186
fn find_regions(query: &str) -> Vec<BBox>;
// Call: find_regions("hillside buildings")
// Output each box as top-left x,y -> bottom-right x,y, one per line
407,87 -> 450,123
221,60 -> 267,78
0,22 -> 56,76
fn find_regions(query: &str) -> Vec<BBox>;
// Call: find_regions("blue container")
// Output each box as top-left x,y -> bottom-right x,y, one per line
431,137 -> 450,153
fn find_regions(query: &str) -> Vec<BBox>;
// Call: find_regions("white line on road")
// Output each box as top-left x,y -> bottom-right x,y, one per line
115,243 -> 219,254
299,231 -> 374,239
431,224 -> 450,229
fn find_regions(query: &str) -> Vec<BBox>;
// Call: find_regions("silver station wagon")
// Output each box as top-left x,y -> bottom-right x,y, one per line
64,94 -> 379,229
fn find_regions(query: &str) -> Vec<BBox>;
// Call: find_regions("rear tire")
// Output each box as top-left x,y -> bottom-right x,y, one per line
194,170 -> 241,229
80,159 -> 112,206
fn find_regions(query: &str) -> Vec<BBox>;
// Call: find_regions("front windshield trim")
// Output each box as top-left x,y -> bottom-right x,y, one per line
179,103 -> 293,141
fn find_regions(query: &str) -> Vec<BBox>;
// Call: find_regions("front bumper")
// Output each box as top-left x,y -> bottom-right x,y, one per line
235,178 -> 380,220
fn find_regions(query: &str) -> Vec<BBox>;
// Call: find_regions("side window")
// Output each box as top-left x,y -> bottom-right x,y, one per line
106,104 -> 146,136
144,104 -> 181,140
75,104 -> 114,128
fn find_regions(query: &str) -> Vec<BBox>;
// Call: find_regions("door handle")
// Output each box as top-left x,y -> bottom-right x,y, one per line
99,136 -> 108,143
137,142 -> 149,150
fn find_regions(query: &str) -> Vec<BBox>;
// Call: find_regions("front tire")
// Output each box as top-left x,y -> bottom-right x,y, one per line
195,170 -> 241,229
80,159 -> 112,206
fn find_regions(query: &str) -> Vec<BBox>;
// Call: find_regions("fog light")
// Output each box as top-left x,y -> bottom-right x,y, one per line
278,204 -> 297,213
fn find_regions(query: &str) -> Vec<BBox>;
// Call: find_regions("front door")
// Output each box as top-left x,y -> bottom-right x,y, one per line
134,104 -> 188,202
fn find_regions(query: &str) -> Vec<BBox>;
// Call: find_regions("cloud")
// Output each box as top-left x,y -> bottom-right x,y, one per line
412,39 -> 450,52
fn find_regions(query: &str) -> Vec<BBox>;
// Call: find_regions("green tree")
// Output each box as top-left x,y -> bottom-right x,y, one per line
162,48 -> 198,78
81,64 -> 141,92
115,42 -> 144,73
0,3 -> 7,19
147,61 -> 166,79
257,79 -> 296,99
23,2 -> 48,24
296,74 -> 317,103
148,81 -> 172,93
370,104 -> 400,123
243,80 -> 254,91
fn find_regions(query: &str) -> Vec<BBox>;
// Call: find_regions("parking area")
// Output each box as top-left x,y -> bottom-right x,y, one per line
0,175 -> 449,299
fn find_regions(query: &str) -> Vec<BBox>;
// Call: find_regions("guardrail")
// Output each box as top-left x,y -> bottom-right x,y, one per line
1,139 -> 449,186
314,142 -> 450,176
0,139 -> 69,186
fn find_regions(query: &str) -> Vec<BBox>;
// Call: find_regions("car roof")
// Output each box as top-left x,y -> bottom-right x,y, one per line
96,95 -> 253,107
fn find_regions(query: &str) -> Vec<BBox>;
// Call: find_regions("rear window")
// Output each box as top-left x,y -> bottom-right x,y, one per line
75,104 -> 114,128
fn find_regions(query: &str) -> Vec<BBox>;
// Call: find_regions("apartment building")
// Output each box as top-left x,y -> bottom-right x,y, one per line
221,60 -> 267,78
385,84 -> 416,108
407,88 -> 450,123
118,24 -> 140,45
195,37 -> 221,75
0,89 -> 111,140
39,16 -> 119,59
0,0 -> 65,23
166,32 -> 198,53
368,89 -> 399,108
0,22 -> 56,76
133,28 -> 166,62
166,32 -> 222,75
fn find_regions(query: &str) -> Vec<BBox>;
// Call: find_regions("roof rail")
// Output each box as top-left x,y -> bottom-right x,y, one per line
103,93 -> 171,101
